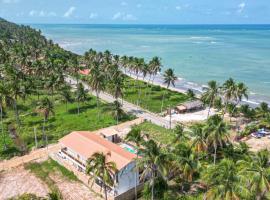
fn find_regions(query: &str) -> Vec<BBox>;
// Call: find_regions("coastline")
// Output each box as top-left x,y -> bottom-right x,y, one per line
124,69 -> 268,108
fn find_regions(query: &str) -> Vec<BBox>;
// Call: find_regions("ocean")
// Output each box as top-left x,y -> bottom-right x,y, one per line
31,24 -> 270,106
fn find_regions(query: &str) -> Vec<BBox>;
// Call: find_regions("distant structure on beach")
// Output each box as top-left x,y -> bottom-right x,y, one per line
174,100 -> 204,114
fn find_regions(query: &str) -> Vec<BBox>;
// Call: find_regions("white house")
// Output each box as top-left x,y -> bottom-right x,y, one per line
59,131 -> 140,196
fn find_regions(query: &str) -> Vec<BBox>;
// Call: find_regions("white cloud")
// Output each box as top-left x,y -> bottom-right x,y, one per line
136,4 -> 142,8
176,6 -> 181,10
112,12 -> 122,20
237,2 -> 246,13
121,1 -> 127,6
1,0 -> 19,3
89,13 -> 98,19
123,14 -> 137,21
112,12 -> 137,21
64,6 -> 75,18
29,10 -> 56,17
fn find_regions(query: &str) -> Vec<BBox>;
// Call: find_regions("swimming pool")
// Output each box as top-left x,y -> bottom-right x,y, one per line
120,143 -> 137,154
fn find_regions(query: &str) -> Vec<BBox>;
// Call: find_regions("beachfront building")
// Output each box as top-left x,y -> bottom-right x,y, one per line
59,131 -> 141,197
174,100 -> 204,113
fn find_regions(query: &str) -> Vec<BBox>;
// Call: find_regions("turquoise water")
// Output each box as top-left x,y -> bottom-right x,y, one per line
31,24 -> 270,105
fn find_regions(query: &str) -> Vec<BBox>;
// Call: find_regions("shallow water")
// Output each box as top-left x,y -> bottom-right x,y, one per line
31,24 -> 270,105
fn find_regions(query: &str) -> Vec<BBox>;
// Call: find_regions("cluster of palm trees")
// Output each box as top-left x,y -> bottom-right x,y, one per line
83,48 -> 168,109
0,19 -> 91,151
201,78 -> 249,119
86,113 -> 270,200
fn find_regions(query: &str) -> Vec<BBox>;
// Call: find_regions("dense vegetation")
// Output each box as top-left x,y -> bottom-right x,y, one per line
0,18 -> 132,159
1,17 -> 270,200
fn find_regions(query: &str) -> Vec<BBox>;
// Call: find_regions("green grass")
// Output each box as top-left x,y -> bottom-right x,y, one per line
121,77 -> 191,113
137,121 -> 175,144
24,158 -> 78,197
0,93 -> 134,160
25,158 -> 78,182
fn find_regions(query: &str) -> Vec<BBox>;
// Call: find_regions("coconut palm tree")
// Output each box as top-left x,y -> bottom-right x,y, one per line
111,100 -> 125,124
148,57 -> 162,85
243,150 -> 270,199
201,80 -> 220,118
203,159 -> 249,200
88,61 -> 106,117
137,139 -> 168,200
76,82 -> 87,115
109,68 -> 124,101
125,126 -> 144,200
86,152 -> 118,200
60,85 -> 73,112
222,78 -> 236,117
256,102 -> 269,119
186,89 -> 195,99
36,97 -> 54,146
171,143 -> 199,189
173,124 -> 187,144
190,124 -> 207,154
161,68 -> 177,113
205,115 -> 229,165
0,82 -> 9,150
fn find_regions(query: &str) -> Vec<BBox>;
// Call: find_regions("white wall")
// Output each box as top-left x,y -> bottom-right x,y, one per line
114,161 -> 139,195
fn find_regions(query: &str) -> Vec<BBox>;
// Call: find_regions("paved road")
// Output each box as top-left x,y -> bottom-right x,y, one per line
66,76 -> 176,129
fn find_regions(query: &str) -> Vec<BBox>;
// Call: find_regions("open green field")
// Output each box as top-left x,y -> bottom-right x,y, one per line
122,77 -> 191,113
137,121 -> 175,144
0,93 -> 133,160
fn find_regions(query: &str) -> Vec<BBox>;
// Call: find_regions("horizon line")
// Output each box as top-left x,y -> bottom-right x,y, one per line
24,23 -> 270,26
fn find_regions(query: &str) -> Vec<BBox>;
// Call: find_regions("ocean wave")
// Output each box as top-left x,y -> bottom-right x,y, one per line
189,36 -> 215,40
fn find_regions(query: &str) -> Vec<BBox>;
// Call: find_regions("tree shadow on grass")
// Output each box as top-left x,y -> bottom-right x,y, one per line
17,104 -> 31,112
0,146 -> 20,159
67,103 -> 97,114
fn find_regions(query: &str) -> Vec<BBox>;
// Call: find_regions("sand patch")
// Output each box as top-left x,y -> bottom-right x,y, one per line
0,167 -> 49,200
50,174 -> 103,200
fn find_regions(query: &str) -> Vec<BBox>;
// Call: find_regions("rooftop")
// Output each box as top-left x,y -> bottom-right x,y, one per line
178,100 -> 203,110
59,131 -> 137,170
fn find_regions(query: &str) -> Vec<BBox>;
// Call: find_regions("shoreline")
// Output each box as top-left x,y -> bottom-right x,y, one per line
124,69 -> 268,108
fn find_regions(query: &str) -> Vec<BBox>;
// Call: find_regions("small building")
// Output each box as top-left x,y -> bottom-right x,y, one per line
59,131 -> 141,197
175,100 -> 204,113
79,69 -> 90,75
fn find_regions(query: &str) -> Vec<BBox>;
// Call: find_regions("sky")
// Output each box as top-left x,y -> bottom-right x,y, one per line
0,0 -> 270,24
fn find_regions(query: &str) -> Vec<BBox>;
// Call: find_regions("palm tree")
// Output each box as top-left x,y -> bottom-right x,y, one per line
111,100 -> 125,124
109,68 -> 124,101
234,82 -> 248,107
256,102 -> 269,119
76,82 -> 87,115
203,159 -> 249,200
148,57 -> 162,85
205,115 -> 229,165
137,139 -> 168,200
60,85 -> 73,112
243,150 -> 270,199
36,97 -> 54,146
86,152 -> 118,200
201,80 -> 220,118
125,126 -> 144,200
173,124 -> 187,144
222,78 -> 236,117
161,68 -> 177,113
0,82 -> 9,150
186,89 -> 195,99
190,124 -> 207,154
88,62 -> 106,117
171,143 -> 199,189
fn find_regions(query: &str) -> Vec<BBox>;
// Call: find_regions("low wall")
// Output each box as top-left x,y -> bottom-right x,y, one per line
114,183 -> 144,200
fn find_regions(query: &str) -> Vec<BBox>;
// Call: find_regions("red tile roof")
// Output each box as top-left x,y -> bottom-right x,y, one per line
79,69 -> 90,75
59,131 -> 136,170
